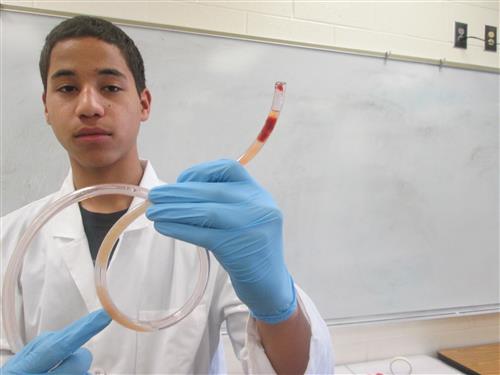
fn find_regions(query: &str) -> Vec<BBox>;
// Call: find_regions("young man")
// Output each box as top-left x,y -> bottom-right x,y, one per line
1,16 -> 333,374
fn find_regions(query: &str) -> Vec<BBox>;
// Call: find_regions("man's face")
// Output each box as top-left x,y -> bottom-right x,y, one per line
43,37 -> 151,169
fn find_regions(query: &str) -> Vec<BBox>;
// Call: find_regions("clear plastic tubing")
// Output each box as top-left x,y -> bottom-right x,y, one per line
2,82 -> 286,351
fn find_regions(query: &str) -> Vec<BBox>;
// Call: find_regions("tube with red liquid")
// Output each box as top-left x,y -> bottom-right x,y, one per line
237,82 -> 286,165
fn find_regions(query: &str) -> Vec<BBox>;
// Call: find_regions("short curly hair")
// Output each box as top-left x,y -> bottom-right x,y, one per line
39,16 -> 146,94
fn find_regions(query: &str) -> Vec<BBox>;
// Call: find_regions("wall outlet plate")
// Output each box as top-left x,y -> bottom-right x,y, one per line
485,25 -> 497,52
454,22 -> 467,49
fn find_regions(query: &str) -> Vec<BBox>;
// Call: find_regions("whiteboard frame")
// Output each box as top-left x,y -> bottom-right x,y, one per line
325,303 -> 500,327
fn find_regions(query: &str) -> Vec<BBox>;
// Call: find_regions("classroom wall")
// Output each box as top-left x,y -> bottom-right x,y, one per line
1,0 -> 499,70
1,0 -> 498,368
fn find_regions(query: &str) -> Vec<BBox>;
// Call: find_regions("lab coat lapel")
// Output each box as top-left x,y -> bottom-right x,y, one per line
57,235 -> 101,312
47,161 -> 162,311
49,173 -> 100,312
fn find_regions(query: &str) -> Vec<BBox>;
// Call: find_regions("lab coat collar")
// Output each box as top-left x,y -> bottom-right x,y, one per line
50,160 -> 161,239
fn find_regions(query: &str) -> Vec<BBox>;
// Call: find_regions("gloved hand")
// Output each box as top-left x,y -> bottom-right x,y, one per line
2,309 -> 111,374
147,159 -> 296,324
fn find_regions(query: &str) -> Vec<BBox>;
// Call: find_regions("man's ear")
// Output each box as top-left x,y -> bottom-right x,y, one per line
139,88 -> 152,122
42,92 -> 50,125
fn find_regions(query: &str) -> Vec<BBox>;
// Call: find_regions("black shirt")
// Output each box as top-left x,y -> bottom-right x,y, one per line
79,204 -> 128,262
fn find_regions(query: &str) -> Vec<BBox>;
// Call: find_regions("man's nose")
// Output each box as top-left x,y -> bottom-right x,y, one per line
75,87 -> 105,118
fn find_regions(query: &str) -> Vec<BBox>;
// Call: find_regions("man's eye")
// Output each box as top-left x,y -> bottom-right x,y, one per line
57,85 -> 77,93
104,85 -> 122,93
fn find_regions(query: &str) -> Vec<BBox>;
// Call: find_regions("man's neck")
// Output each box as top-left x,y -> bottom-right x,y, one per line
71,157 -> 145,213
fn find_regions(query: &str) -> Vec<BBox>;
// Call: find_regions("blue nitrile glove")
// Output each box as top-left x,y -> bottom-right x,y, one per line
2,309 -> 111,374
146,159 -> 297,324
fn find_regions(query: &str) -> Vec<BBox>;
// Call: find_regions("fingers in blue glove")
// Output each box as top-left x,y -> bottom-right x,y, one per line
4,309 -> 110,374
147,200 -> 276,227
176,159 -> 250,183
149,181 -> 254,205
48,348 -> 92,374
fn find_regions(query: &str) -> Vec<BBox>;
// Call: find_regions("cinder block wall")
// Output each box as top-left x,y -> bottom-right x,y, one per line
2,0 -> 499,69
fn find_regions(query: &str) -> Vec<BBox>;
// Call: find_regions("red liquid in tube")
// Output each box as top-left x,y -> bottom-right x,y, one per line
257,113 -> 278,143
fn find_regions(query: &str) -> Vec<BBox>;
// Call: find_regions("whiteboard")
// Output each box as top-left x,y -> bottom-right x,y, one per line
1,10 -> 499,324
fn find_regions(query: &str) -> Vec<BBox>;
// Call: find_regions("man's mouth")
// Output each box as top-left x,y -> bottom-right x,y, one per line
75,127 -> 112,137
75,127 -> 112,141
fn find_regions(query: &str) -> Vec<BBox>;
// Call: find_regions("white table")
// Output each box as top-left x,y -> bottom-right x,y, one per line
335,355 -> 465,374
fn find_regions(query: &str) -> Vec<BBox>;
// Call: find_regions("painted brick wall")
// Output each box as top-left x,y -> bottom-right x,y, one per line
2,0 -> 499,69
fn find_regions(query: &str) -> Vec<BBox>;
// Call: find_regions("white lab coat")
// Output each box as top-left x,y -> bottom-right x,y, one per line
1,161 -> 333,374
